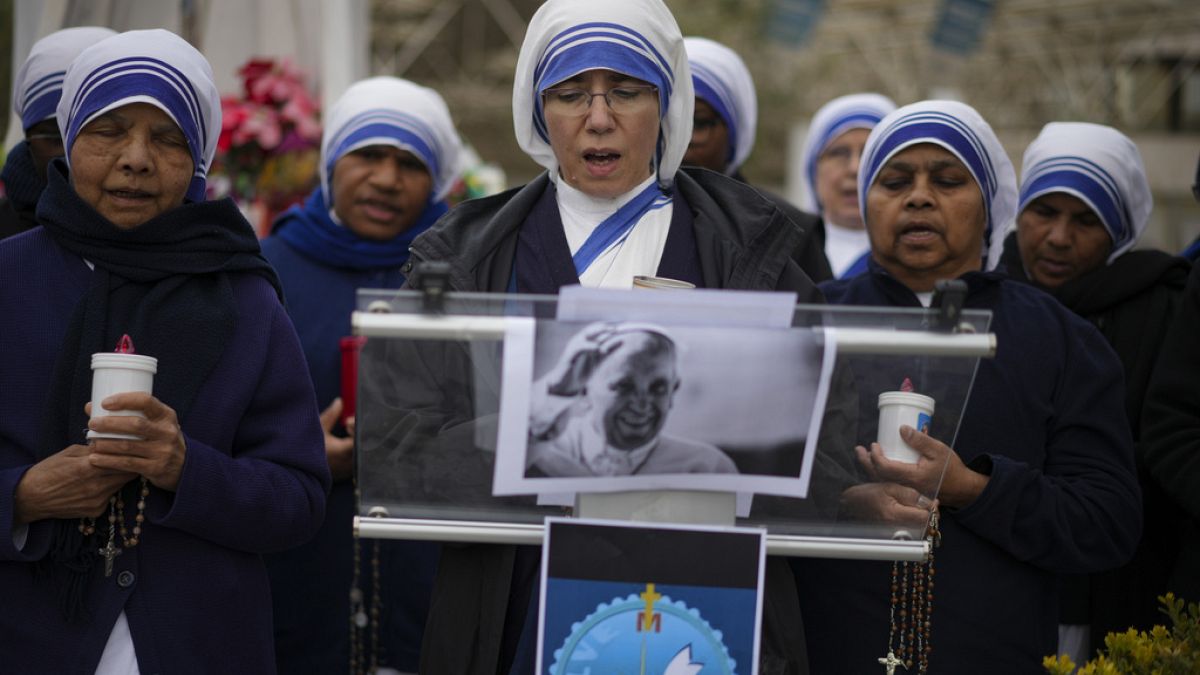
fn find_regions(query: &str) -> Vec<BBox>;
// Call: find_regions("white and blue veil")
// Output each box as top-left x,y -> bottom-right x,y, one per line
12,27 -> 116,132
683,37 -> 757,175
860,100 -> 1018,269
512,0 -> 693,189
58,29 -> 220,203
1018,122 -> 1151,262
320,76 -> 463,207
798,93 -> 896,214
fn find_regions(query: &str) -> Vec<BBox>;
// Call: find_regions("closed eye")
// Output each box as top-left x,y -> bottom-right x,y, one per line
1029,203 -> 1058,218
609,87 -> 645,102
156,132 -> 188,148
549,89 -> 587,105
878,176 -> 911,190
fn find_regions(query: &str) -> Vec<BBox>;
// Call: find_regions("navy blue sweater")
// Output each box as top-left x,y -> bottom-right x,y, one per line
793,262 -> 1141,674
260,234 -> 439,673
0,228 -> 329,674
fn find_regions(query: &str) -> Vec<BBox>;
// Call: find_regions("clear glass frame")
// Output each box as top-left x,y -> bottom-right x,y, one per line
352,290 -> 992,559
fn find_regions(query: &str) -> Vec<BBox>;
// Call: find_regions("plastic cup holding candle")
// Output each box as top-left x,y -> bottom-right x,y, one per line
631,275 -> 695,290
88,334 -> 158,440
876,378 -> 935,464
339,336 -> 367,426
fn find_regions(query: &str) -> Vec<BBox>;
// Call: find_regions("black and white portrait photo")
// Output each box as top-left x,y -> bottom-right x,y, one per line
493,318 -> 835,498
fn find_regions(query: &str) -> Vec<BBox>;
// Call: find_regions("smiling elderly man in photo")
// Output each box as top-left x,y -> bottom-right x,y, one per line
527,323 -> 737,478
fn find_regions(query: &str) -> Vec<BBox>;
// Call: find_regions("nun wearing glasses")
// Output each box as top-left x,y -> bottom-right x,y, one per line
0,30 -> 328,672
1,26 -> 115,239
682,36 -> 833,283
794,101 -> 1140,674
798,93 -> 897,279
404,0 -> 821,298
996,122 -> 1190,660
400,0 -> 820,672
261,76 -> 462,674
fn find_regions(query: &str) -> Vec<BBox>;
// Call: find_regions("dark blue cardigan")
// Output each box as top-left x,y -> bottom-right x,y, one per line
0,228 -> 329,674
793,261 -> 1142,674
259,233 -> 439,673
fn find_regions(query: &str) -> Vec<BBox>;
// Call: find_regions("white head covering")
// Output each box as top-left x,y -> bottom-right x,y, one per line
320,76 -> 464,205
1018,122 -> 1151,262
860,100 -> 1018,270
683,37 -> 757,175
799,93 -> 896,213
58,29 -> 220,203
12,27 -> 116,132
512,0 -> 694,189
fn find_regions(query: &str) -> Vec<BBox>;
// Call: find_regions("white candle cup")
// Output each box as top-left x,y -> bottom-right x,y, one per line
631,275 -> 695,290
88,352 -> 157,440
876,391 -> 935,464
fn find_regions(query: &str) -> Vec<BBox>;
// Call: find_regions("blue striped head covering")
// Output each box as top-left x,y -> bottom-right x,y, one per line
513,0 -> 694,188
798,93 -> 896,214
860,100 -> 1018,269
12,27 -> 116,132
1018,122 -> 1151,262
57,29 -> 220,203
320,76 -> 464,206
683,37 -> 757,175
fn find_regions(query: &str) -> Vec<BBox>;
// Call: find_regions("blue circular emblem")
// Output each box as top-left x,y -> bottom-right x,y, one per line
550,586 -> 735,674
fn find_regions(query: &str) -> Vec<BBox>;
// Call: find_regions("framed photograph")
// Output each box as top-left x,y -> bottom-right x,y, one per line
493,316 -> 835,498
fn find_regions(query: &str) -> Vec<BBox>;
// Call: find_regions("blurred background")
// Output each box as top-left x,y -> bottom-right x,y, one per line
3,0 -> 1199,248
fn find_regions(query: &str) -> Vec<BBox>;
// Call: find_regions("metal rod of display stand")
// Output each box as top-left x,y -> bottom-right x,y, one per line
353,312 -> 996,357
353,312 -> 509,340
354,516 -> 931,561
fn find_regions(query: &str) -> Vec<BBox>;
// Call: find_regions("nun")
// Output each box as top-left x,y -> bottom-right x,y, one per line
0,30 -> 329,672
396,0 -> 820,672
261,76 -> 463,674
793,101 -> 1141,673
682,36 -> 832,282
404,0 -> 821,297
997,122 -> 1190,658
798,93 -> 896,278
1,26 -> 115,238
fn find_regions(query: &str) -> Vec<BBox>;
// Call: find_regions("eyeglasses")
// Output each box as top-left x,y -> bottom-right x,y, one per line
26,132 -> 63,148
818,144 -> 863,168
542,84 -> 659,116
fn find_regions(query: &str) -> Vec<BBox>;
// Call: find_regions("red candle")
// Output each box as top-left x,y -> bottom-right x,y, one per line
339,336 -> 367,425
115,334 -> 136,354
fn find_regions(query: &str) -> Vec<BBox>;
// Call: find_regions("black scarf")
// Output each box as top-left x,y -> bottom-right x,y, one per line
35,159 -> 282,620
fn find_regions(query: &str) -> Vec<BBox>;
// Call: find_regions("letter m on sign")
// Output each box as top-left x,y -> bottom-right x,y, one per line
636,612 -> 661,632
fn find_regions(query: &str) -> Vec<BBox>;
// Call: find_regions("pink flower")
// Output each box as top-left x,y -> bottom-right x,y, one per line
239,58 -> 277,103
235,107 -> 282,150
279,95 -> 321,143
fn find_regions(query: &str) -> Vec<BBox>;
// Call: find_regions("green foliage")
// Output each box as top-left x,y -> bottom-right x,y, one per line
1044,594 -> 1200,675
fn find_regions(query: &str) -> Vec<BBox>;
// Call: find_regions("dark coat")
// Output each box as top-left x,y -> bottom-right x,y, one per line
396,168 -> 823,675
731,169 -> 834,283
0,228 -> 329,674
1000,234 -> 1192,642
403,169 -> 823,299
260,234 -> 439,673
0,142 -> 44,240
1140,263 -> 1200,611
795,261 -> 1142,674
0,196 -> 37,240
